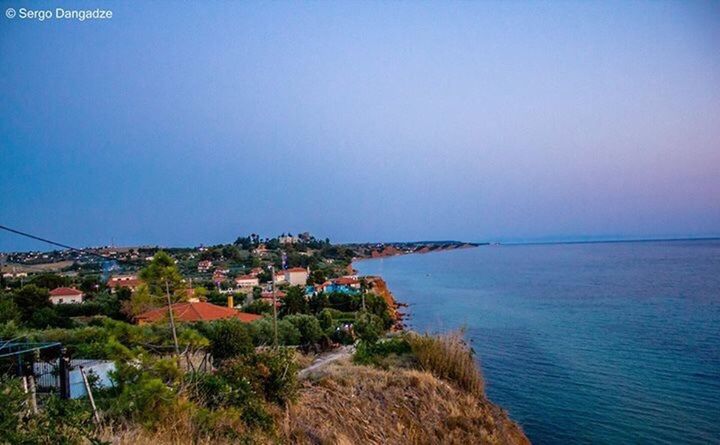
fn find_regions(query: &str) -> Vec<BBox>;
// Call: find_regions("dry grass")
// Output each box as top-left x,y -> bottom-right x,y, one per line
283,360 -> 529,445
407,331 -> 485,397
98,404 -> 280,444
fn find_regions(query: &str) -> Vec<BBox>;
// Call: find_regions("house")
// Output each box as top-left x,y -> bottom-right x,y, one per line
260,290 -> 286,307
334,276 -> 361,289
320,276 -> 361,294
253,245 -> 269,256
134,301 -> 262,325
49,287 -> 84,304
2,271 -> 28,279
273,273 -> 286,284
212,270 -> 227,283
107,275 -> 141,293
235,274 -> 259,288
279,234 -> 298,245
284,267 -> 309,286
197,260 -> 213,272
249,267 -> 263,277
260,290 -> 286,300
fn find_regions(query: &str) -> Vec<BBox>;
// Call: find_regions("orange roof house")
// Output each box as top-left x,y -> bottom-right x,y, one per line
107,275 -> 142,293
134,301 -> 262,325
49,287 -> 84,304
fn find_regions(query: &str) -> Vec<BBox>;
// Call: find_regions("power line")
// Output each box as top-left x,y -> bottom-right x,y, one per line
0,224 -> 115,260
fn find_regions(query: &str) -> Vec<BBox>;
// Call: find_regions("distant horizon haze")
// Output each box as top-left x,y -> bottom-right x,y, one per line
2,1 -> 719,252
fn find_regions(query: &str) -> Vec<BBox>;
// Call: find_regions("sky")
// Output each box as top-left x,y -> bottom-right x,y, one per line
1,1 -> 719,251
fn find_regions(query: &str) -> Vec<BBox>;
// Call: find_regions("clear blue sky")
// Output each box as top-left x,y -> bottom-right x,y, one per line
1,1 -> 719,251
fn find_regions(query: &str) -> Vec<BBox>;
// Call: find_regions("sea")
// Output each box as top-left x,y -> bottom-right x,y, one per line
354,240 -> 720,445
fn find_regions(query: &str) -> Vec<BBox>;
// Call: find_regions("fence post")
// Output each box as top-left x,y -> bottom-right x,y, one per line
58,347 -> 71,400
28,374 -> 38,414
79,366 -> 101,425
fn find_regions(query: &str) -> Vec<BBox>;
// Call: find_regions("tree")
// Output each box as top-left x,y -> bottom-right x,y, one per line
121,284 -> 155,318
307,269 -> 326,286
203,319 -> 254,364
308,292 -> 328,314
354,312 -> 383,343
243,299 -> 272,315
284,314 -> 324,346
29,273 -> 68,291
12,285 -> 51,323
138,251 -> 184,299
318,308 -> 333,331
0,294 -> 21,324
281,286 -> 307,316
29,307 -> 74,329
250,318 -> 300,346
79,275 -> 102,294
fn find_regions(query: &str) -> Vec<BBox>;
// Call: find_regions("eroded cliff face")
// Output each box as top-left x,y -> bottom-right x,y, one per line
285,361 -> 530,445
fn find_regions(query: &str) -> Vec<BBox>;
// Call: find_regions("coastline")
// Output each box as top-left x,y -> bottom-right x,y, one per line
349,244 -> 530,444
351,243 -> 481,330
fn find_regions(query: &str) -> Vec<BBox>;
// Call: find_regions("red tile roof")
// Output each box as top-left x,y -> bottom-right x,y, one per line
334,277 -> 360,285
286,267 -> 308,273
261,290 -> 286,299
135,301 -> 262,324
107,276 -> 141,289
235,275 -> 258,281
50,287 -> 83,296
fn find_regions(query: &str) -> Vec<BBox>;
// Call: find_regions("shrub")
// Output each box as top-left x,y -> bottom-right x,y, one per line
250,318 -> 301,346
0,378 -> 98,444
219,347 -> 298,405
317,308 -> 333,330
330,326 -> 354,345
354,335 -> 412,366
30,307 -> 75,329
353,312 -> 383,343
283,314 -> 324,346
243,299 -> 272,315
0,296 -> 21,324
407,332 -> 485,397
199,319 -> 254,364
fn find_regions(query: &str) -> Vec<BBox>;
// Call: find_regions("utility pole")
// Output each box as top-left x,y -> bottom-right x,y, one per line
165,279 -> 180,357
270,265 -> 278,348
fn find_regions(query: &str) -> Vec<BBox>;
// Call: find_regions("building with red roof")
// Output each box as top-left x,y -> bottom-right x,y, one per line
107,275 -> 142,293
134,301 -> 262,325
235,274 -> 260,288
49,287 -> 84,304
283,267 -> 309,286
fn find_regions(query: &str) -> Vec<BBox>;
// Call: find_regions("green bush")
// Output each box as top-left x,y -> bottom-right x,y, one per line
0,378 -> 98,445
353,312 -> 383,343
283,314 -> 324,346
220,348 -> 298,405
317,308 -> 333,330
30,307 -> 76,329
243,299 -> 273,315
354,335 -> 412,366
250,318 -> 301,346
198,319 -> 253,364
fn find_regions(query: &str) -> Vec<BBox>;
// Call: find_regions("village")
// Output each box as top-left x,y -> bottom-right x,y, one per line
0,233 -> 500,444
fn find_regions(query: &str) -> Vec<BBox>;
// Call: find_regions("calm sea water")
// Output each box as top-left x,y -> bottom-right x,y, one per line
355,240 -> 720,444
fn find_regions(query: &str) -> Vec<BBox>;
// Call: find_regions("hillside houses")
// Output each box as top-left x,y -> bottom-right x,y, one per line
197,260 -> 213,272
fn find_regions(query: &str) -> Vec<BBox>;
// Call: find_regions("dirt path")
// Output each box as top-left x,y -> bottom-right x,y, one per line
298,345 -> 354,379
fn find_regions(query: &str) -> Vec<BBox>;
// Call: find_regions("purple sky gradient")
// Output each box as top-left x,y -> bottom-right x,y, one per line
1,1 -> 719,251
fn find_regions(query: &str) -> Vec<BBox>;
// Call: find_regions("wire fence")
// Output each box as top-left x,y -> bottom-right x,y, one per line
0,340 -> 71,403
